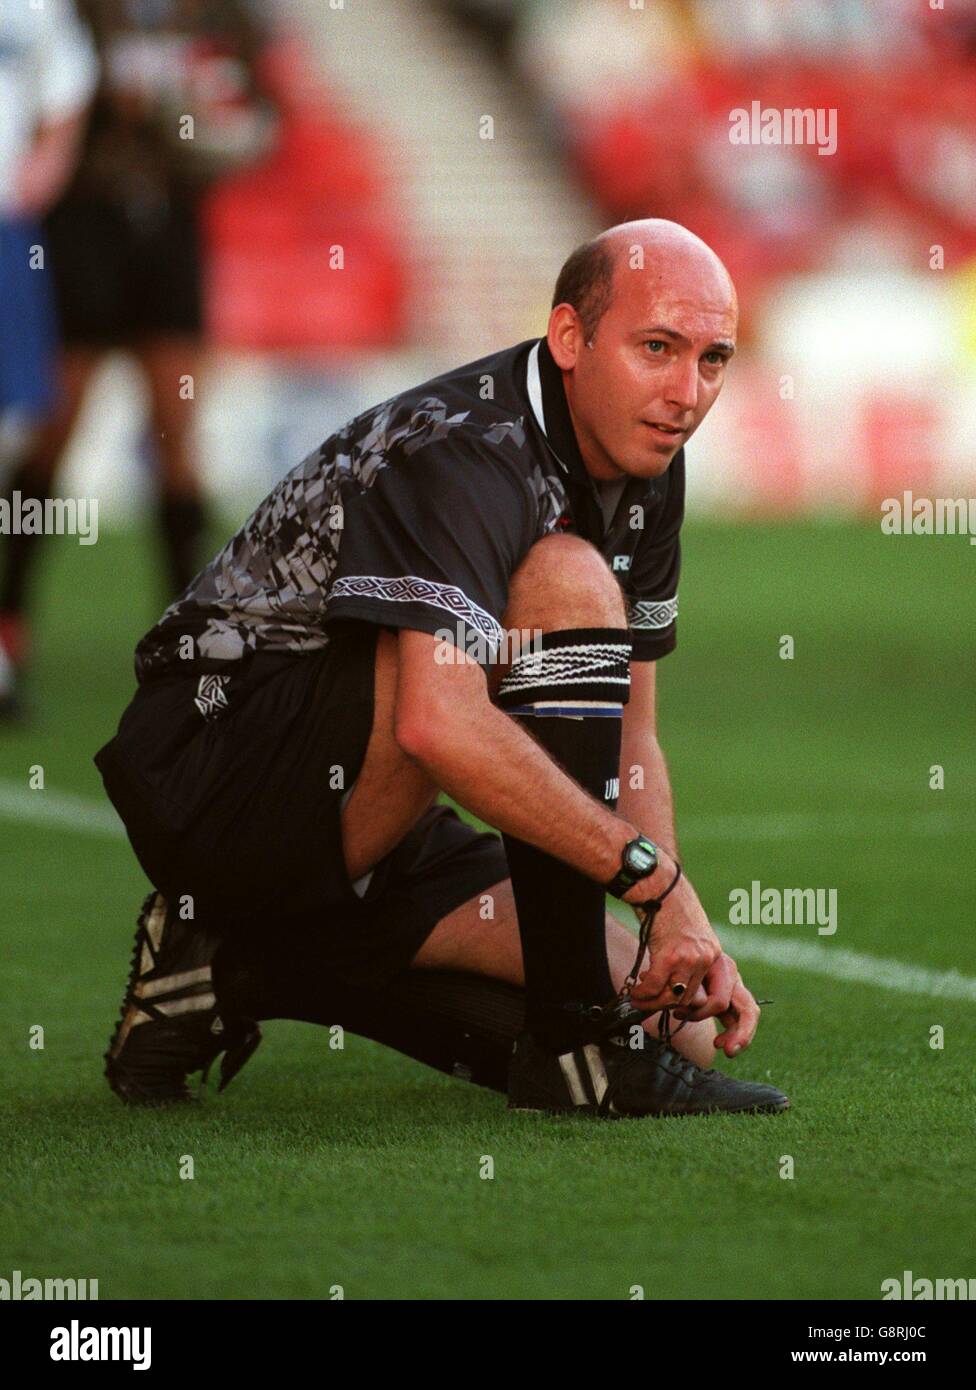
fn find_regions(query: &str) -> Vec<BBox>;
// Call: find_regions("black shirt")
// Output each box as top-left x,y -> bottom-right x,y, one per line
134,336 -> 684,680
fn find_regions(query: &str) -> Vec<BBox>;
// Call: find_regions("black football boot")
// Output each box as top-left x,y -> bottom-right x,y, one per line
105,892 -> 262,1106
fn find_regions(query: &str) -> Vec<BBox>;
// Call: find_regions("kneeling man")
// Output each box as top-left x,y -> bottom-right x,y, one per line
97,219 -> 788,1119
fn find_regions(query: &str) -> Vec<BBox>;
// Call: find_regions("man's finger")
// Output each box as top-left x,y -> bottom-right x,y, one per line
671,984 -> 708,1019
674,953 -> 737,1022
713,981 -> 761,1055
630,984 -> 680,1013
668,958 -> 709,1004
633,955 -> 705,1010
632,951 -> 678,1003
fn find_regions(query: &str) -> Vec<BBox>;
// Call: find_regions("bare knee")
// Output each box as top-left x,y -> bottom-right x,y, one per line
503,534 -> 627,634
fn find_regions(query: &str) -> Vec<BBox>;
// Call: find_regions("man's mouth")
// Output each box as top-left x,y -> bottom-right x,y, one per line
642,421 -> 685,440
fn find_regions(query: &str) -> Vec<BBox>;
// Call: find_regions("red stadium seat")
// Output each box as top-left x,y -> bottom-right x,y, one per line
202,37 -> 408,351
207,214 -> 406,350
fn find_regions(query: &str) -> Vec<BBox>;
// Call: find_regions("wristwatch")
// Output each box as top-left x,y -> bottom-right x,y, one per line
605,834 -> 659,899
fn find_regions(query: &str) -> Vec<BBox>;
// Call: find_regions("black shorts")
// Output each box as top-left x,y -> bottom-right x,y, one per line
94,622 -> 509,989
45,195 -> 203,348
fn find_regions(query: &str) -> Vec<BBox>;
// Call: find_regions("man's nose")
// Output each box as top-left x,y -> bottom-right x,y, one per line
663,356 -> 699,415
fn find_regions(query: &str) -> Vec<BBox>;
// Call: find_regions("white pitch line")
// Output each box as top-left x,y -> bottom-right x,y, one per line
0,780 -> 124,839
719,926 -> 976,1003
2,778 -> 973,1003
2,781 -> 959,843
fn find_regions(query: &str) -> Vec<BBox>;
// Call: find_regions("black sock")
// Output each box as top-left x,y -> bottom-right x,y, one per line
213,931 -> 525,1094
0,462 -> 51,616
494,627 -> 631,1053
156,493 -> 209,598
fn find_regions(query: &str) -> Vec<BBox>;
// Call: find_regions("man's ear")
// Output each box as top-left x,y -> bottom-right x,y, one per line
548,304 -> 584,371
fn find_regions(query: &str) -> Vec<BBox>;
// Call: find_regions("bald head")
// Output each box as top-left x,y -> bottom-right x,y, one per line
552,219 -> 736,344
548,220 -> 738,481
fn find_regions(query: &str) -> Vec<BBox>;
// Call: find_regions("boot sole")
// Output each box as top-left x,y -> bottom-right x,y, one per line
509,1097 -> 790,1117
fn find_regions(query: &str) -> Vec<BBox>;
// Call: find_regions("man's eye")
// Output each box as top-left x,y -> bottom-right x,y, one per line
702,351 -> 726,366
644,340 -> 667,354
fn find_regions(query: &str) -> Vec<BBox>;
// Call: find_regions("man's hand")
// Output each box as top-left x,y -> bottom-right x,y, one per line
621,855 -> 722,1011
673,956 -> 762,1057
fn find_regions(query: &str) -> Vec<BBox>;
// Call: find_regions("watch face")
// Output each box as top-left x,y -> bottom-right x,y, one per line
627,844 -> 655,875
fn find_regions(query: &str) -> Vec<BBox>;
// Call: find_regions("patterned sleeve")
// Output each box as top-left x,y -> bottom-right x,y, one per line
624,451 -> 685,662
325,438 -> 535,667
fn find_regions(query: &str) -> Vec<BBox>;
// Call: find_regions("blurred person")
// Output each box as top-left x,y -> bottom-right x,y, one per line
0,0 -> 98,717
97,218 -> 788,1121
0,0 -> 276,721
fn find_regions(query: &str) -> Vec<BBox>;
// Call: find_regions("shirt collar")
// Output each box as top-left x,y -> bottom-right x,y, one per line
526,337 -> 594,493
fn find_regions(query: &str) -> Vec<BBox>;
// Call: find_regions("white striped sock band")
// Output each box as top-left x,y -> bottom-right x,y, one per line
495,627 -> 631,712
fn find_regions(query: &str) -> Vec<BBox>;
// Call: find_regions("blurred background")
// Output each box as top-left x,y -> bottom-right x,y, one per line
3,0 -> 974,550
3,0 -> 975,1301
1,0 -> 974,722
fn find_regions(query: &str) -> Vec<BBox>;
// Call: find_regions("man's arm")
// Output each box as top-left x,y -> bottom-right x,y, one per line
395,630 -> 740,1021
397,629 -> 761,1051
616,659 -> 679,857
395,629 -> 636,886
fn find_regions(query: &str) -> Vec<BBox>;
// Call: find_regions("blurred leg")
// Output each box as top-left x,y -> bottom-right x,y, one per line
0,346 -> 101,623
137,336 -> 210,596
138,335 -> 202,498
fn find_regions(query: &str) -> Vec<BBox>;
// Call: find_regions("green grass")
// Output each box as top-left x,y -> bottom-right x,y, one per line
1,518 -> 974,1300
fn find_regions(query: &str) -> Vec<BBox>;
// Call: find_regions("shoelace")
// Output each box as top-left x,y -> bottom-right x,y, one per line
622,868 -> 763,1075
656,1005 -> 687,1048
621,861 -> 684,995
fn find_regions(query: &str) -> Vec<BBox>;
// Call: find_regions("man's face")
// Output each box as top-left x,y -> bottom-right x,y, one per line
552,247 -> 738,481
